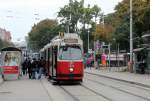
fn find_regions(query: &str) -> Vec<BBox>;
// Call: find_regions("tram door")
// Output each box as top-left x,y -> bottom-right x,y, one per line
148,51 -> 150,69
52,46 -> 57,77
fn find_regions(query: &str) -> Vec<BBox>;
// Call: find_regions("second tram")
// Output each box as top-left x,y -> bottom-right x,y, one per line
40,33 -> 84,82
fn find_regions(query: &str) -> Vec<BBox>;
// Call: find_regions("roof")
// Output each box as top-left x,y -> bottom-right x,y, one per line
1,47 -> 21,52
142,34 -> 150,38
133,48 -> 144,52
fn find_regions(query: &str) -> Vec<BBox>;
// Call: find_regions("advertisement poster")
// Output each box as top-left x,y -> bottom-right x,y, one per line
1,51 -> 21,74
3,51 -> 21,66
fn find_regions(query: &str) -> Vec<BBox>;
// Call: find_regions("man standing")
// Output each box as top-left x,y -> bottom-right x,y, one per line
27,58 -> 32,79
38,57 -> 45,79
31,58 -> 36,79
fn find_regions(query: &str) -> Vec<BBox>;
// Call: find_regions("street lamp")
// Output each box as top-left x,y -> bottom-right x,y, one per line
86,24 -> 91,53
88,29 -> 90,52
130,0 -> 133,72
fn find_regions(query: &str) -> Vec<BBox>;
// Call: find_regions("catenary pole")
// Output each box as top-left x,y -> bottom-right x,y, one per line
130,0 -> 133,72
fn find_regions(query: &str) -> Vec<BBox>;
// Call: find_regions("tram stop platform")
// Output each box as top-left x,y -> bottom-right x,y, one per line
85,67 -> 150,88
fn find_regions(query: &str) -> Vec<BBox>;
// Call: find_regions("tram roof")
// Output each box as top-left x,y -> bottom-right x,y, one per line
1,47 -> 21,52
39,48 -> 45,52
42,33 -> 83,49
44,43 -> 51,49
51,33 -> 83,45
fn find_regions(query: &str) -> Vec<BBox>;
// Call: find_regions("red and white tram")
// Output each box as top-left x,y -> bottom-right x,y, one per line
40,33 -> 84,82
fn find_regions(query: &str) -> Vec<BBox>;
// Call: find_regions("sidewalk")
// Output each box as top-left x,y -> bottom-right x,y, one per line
0,75 -> 3,84
85,68 -> 150,88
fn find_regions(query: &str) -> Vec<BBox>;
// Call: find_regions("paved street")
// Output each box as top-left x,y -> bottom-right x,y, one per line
0,70 -> 150,101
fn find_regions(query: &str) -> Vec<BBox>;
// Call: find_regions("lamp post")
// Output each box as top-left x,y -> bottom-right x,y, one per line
130,0 -> 133,72
87,24 -> 91,53
88,29 -> 90,52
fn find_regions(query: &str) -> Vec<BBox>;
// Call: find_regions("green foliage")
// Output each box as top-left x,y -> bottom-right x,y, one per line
106,0 -> 150,50
0,39 -> 3,49
58,0 -> 84,33
58,0 -> 103,52
28,19 -> 62,51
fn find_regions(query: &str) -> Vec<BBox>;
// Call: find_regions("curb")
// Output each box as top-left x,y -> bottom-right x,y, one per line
86,71 -> 150,88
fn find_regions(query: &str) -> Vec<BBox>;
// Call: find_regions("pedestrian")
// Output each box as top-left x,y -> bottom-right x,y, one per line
83,56 -> 87,69
22,59 -> 27,75
27,58 -> 32,79
31,58 -> 36,79
86,57 -> 91,69
38,57 -> 45,79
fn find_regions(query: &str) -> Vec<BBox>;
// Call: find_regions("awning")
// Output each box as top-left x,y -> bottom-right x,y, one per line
133,48 -> 144,52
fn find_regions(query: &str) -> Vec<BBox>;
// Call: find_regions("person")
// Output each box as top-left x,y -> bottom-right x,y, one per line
83,55 -> 87,69
27,58 -> 32,79
38,57 -> 45,79
86,57 -> 91,69
22,59 -> 28,75
31,58 -> 36,79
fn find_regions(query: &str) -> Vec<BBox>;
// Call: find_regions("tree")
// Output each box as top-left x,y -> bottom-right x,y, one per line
0,39 -> 3,49
91,5 -> 101,23
106,0 -> 150,50
93,24 -> 113,42
58,0 -> 84,33
28,19 -> 62,51
58,0 -> 104,52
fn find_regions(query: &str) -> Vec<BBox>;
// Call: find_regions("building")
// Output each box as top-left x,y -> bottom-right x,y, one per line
0,28 -> 11,42
133,34 -> 150,74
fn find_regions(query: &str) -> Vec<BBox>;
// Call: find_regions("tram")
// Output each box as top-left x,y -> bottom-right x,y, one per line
0,47 -> 22,80
40,33 -> 84,82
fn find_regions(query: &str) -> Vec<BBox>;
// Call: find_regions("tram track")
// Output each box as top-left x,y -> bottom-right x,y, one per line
59,85 -> 80,101
80,84 -> 113,101
85,76 -> 150,101
86,72 -> 150,91
86,72 -> 150,88
57,83 -> 112,101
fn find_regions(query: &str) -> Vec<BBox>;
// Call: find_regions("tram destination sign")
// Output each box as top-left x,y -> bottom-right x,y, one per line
64,38 -> 78,43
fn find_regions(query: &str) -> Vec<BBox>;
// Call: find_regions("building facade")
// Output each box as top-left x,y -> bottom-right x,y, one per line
0,28 -> 11,42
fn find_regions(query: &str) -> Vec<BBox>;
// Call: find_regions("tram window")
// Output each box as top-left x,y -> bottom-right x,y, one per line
59,46 -> 82,60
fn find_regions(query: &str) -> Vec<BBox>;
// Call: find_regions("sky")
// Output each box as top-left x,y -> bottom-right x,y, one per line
0,0 -> 122,42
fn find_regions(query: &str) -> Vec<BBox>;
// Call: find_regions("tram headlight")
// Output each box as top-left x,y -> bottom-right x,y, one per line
69,68 -> 74,72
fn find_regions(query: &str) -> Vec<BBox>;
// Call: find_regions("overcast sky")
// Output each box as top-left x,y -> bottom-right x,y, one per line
0,0 -> 122,42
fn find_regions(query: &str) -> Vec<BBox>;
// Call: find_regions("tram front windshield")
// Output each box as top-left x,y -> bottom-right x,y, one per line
59,45 -> 82,60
